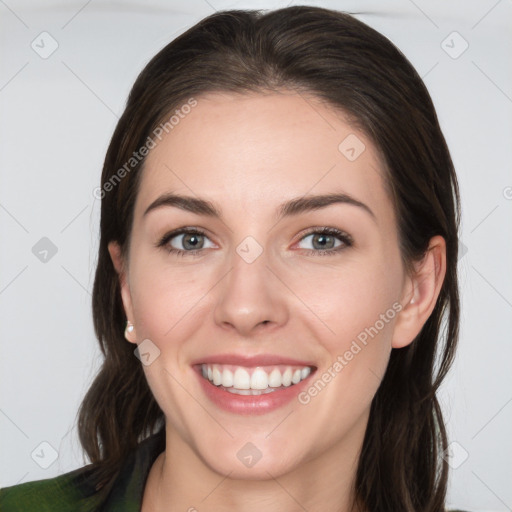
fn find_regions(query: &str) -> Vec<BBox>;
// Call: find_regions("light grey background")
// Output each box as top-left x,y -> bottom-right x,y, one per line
1,1 -> 511,511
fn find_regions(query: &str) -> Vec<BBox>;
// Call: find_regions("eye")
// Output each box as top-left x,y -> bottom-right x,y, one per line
296,227 -> 353,254
156,226 -> 352,257
156,228 -> 215,256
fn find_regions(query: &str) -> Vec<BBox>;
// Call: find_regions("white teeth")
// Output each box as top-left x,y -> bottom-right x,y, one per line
233,368 -> 251,389
251,368 -> 269,390
226,388 -> 276,395
212,366 -> 222,386
221,368 -> 233,387
227,388 -> 252,395
268,368 -> 282,387
301,367 -> 311,379
281,368 -> 293,387
200,363 -> 313,391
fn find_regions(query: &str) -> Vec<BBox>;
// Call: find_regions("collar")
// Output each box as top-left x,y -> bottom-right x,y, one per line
96,430 -> 165,511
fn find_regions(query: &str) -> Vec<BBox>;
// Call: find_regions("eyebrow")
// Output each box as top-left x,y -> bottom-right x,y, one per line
143,192 -> 376,221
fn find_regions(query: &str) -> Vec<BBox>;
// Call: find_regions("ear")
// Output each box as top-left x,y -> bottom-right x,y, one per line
108,241 -> 137,344
391,235 -> 447,349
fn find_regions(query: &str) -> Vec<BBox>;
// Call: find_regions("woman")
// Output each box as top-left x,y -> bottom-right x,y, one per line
0,6 -> 464,512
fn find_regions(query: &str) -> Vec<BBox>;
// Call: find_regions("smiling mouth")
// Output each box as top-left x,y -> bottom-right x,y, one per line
196,363 -> 316,396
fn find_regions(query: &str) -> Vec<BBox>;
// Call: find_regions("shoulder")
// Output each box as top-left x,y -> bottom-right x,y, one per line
0,464 -> 103,512
0,431 -> 165,512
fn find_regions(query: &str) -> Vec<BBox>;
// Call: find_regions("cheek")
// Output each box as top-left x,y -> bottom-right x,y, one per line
129,255 -> 212,342
127,260 -> 210,428
290,256 -> 402,351
293,265 -> 401,431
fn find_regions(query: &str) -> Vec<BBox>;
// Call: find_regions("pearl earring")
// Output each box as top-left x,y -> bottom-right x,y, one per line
125,321 -> 135,339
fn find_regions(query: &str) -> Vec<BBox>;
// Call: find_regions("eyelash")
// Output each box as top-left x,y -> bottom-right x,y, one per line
156,226 -> 353,257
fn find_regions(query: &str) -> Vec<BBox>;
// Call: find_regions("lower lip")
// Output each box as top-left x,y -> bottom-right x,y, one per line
194,367 -> 315,415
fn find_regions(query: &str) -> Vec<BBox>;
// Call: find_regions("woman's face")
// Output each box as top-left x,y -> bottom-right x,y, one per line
111,91 -> 416,479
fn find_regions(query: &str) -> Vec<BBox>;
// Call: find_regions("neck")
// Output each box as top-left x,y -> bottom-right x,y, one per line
142,417 -> 368,512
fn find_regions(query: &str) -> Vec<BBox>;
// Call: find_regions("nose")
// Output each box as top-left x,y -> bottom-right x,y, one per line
213,245 -> 289,337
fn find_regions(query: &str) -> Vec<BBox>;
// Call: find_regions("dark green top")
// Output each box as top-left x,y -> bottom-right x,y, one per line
0,431 -> 165,511
0,432 -> 470,511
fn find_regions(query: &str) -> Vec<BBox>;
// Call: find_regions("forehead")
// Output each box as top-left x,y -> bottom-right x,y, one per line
134,91 -> 391,222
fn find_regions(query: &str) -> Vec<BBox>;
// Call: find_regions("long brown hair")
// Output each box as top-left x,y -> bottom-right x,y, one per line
78,6 -> 460,510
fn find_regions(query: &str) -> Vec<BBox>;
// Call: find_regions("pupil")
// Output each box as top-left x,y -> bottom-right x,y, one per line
184,234 -> 203,250
313,234 -> 333,250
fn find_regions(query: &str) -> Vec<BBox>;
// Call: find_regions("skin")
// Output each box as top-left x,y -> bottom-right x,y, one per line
108,91 -> 446,512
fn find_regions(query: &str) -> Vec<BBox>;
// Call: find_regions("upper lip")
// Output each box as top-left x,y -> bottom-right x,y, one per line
191,354 -> 316,368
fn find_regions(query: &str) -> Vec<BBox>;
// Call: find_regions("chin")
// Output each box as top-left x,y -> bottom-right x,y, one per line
190,433 -> 303,480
